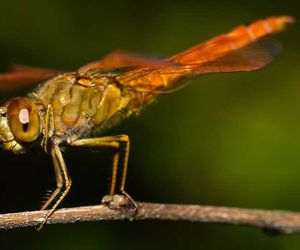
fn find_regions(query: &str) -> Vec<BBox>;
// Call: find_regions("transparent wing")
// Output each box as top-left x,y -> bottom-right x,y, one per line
0,66 -> 63,91
170,16 -> 292,65
116,38 -> 281,93
78,50 -> 177,75
190,38 -> 280,73
116,15 -> 292,93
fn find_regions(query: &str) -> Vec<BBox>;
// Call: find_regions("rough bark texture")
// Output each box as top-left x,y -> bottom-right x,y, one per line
1,196 -> 300,234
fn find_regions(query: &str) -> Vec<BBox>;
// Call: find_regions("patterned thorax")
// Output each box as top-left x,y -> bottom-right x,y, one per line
34,72 -> 130,136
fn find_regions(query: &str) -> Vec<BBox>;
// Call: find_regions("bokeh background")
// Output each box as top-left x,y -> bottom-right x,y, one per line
0,0 -> 300,249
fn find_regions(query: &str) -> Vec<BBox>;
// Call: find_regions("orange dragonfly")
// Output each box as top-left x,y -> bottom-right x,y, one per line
0,16 -> 293,228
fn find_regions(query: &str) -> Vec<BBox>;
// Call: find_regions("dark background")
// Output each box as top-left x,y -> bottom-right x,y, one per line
0,0 -> 300,249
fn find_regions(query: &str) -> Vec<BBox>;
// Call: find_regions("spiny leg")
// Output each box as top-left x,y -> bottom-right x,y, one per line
71,135 -> 135,206
37,144 -> 71,230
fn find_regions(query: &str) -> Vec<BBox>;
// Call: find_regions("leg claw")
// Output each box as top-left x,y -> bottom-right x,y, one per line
102,193 -> 137,215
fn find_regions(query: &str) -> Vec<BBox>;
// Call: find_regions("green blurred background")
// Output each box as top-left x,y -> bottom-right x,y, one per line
0,0 -> 300,249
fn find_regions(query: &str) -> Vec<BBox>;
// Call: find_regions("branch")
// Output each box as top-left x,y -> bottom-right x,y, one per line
1,195 -> 300,234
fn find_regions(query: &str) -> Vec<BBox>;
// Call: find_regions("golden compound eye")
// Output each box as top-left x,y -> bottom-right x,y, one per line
7,97 -> 41,143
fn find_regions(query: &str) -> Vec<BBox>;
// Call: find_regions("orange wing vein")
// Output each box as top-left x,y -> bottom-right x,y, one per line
0,65 -> 63,91
78,50 -> 178,75
117,16 -> 294,93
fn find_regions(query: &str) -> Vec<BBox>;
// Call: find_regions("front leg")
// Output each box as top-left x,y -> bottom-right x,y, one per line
37,143 -> 72,230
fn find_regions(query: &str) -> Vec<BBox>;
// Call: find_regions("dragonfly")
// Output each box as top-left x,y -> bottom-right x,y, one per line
0,16 -> 293,228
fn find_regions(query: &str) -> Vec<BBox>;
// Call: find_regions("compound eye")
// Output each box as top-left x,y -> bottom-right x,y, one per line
7,98 -> 40,143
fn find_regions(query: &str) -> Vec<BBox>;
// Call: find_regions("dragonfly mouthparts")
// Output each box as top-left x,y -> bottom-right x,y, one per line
0,140 -> 24,154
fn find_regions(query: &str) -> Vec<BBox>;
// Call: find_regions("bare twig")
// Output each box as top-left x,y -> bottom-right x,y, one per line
1,196 -> 300,234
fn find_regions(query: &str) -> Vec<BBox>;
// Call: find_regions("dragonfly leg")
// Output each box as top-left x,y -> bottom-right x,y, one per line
70,135 -> 131,196
37,143 -> 71,230
42,104 -> 52,153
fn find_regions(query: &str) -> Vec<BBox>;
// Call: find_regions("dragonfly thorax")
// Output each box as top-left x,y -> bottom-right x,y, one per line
34,73 -> 130,137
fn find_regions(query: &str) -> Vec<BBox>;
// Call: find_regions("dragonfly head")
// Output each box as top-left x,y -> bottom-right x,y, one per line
0,97 -> 41,154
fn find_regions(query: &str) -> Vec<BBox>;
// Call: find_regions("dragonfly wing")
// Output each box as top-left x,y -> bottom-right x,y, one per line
78,50 -> 177,75
170,16 -> 293,65
117,15 -> 293,93
190,38 -> 281,73
116,38 -> 281,93
0,68 -> 63,91
8,64 -> 62,73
